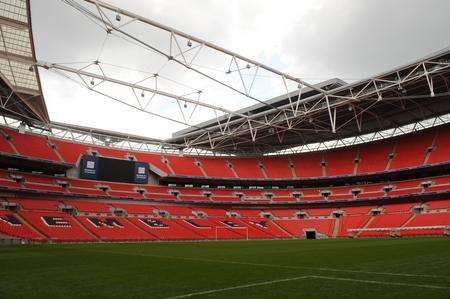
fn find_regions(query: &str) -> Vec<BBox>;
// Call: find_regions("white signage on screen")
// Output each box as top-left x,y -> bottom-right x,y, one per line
138,167 -> 145,174
86,161 -> 95,169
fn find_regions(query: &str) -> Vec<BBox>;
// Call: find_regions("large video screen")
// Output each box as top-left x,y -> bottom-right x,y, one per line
79,155 -> 148,184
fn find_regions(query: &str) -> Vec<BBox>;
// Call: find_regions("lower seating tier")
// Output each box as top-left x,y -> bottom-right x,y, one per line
1,197 -> 449,242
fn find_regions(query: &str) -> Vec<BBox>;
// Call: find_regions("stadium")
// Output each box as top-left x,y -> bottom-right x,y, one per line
0,0 -> 449,297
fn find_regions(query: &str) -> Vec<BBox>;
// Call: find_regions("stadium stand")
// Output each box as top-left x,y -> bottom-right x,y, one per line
0,210 -> 45,241
133,152 -> 172,175
260,156 -> 293,179
66,200 -> 112,213
338,214 -> 371,237
356,140 -> 394,174
166,155 -> 204,177
13,199 -> 61,211
0,166 -> 449,204
129,217 -> 202,240
196,157 -> 235,178
389,130 -> 435,170
291,152 -> 324,178
50,139 -> 86,164
6,129 -> 60,162
18,210 -> 97,242
324,148 -> 357,177
0,130 -> 17,155
276,219 -> 335,237
230,158 -> 265,179
0,123 -> 448,242
427,125 -> 450,165
0,125 -> 447,178
76,216 -> 152,241
1,196 -> 450,242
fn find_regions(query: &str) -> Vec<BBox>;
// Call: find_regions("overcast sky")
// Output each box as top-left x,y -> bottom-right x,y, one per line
31,0 -> 450,140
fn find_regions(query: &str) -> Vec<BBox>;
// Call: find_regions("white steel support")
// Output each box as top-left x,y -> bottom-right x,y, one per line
32,0 -> 450,153
37,61 -> 291,133
77,0 -> 327,94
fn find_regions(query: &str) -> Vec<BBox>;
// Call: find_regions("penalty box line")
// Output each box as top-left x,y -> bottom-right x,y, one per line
166,275 -> 450,298
87,249 -> 450,280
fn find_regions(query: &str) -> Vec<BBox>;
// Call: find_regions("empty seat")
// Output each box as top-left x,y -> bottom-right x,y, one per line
427,125 -> 450,165
390,130 -> 435,169
231,158 -> 265,179
7,129 -> 59,162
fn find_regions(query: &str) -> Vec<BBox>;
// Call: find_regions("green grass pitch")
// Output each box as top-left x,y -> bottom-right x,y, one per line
1,237 -> 450,298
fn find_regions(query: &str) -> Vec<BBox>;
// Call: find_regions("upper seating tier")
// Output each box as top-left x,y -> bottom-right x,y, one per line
0,124 -> 448,181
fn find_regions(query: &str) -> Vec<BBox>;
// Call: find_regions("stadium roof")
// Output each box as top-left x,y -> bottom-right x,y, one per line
168,48 -> 450,154
2,0 -> 449,156
0,0 -> 48,123
171,78 -> 347,138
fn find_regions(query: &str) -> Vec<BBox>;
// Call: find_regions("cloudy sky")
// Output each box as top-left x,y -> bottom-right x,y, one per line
30,0 -> 450,140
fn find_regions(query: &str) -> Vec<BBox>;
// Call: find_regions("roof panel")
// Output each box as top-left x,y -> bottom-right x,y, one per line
0,0 -> 28,24
0,0 -> 48,122
168,48 -> 450,154
0,25 -> 32,57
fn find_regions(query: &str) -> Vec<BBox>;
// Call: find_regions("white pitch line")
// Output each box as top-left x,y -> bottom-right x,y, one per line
166,275 -> 450,298
87,249 -> 450,280
165,276 -> 310,299
309,275 -> 450,290
295,265 -> 450,279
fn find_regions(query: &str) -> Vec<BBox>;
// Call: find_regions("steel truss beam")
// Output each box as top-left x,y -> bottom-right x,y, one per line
79,0 -> 326,94
62,0 -> 294,113
59,0 -> 344,136
40,51 -> 450,152
174,50 -> 450,151
37,61 -> 313,147
50,1 -> 450,153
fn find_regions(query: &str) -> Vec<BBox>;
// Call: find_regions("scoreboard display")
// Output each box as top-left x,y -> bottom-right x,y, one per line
79,155 -> 149,184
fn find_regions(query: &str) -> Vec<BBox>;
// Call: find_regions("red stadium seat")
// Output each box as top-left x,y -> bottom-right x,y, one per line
6,129 -> 60,162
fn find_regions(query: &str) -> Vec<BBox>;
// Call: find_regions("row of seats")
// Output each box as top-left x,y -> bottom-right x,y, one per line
0,124 -> 448,179
0,169 -> 448,204
1,198 -> 449,242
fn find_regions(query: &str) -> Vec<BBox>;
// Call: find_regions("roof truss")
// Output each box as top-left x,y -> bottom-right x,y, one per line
0,0 -> 48,122
34,0 -> 450,154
